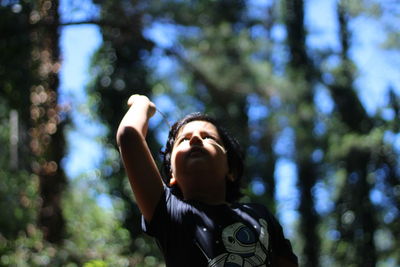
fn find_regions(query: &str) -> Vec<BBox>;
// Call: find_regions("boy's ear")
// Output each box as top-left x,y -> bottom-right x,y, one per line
169,176 -> 177,186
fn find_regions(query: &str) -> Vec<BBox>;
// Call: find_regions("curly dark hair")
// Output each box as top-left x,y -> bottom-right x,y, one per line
160,112 -> 244,203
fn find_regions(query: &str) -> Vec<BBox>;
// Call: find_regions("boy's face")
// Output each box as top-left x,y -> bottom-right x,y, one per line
170,120 -> 231,199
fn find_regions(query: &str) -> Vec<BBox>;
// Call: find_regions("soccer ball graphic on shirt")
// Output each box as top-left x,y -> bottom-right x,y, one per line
208,219 -> 269,267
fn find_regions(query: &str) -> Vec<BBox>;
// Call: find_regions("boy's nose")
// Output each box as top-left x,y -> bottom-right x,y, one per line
189,133 -> 203,146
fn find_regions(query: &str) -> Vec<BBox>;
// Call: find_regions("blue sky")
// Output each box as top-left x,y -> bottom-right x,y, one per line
60,24 -> 103,178
58,0 -> 400,237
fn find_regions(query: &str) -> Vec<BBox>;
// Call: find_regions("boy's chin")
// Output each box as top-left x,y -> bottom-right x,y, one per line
186,156 -> 217,169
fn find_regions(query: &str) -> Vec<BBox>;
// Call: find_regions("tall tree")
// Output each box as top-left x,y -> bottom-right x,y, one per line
89,0 -> 158,255
323,1 -> 386,265
283,0 -> 320,265
29,0 -> 67,243
0,0 -> 66,244
153,0 -> 282,207
0,1 -> 37,239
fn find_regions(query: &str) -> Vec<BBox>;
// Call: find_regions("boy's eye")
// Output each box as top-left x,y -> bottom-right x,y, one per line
178,137 -> 189,143
176,134 -> 218,144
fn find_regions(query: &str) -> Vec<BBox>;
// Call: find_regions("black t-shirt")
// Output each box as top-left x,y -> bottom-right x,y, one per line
142,186 -> 298,266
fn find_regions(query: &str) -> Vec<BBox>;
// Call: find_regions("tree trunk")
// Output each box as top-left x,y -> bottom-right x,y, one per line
329,2 -> 377,265
284,0 -> 320,265
30,0 -> 66,244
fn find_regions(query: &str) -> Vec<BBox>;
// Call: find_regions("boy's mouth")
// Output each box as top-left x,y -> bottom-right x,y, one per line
188,146 -> 207,157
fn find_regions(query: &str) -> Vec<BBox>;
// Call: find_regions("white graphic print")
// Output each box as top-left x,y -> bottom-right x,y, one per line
208,219 -> 269,267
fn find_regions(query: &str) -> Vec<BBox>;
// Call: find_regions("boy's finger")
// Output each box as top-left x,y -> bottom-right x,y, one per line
148,102 -> 156,117
127,94 -> 138,106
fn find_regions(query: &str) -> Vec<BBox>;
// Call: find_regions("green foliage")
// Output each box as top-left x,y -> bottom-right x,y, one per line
327,127 -> 385,161
0,84 -> 38,243
63,179 -> 128,260
0,173 -> 164,266
0,224 -> 52,267
83,260 -> 108,267
0,170 -> 39,239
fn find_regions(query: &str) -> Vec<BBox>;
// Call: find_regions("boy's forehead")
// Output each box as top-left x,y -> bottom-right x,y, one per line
177,120 -> 218,135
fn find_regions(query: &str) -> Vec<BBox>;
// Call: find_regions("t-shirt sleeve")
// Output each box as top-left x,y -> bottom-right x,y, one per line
141,186 -> 188,238
141,185 -> 170,237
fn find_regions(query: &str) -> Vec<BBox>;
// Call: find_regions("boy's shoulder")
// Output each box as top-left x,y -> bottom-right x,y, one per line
236,202 -> 274,220
238,202 -> 267,209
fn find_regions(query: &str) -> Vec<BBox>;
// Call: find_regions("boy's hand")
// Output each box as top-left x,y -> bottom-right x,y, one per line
117,94 -> 156,144
127,94 -> 156,119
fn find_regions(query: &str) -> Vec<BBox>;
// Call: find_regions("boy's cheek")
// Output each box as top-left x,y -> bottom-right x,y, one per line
170,150 -> 185,167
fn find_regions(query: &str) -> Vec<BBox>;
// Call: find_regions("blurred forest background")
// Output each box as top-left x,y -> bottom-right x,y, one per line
1,0 -> 399,266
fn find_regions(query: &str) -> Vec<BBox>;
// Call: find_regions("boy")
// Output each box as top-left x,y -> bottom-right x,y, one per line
116,94 -> 298,266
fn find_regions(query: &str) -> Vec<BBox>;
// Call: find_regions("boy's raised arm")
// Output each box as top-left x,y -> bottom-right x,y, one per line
116,94 -> 164,222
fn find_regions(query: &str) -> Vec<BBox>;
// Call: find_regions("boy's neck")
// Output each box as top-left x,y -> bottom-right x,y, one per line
175,169 -> 229,205
180,178 -> 227,205
185,193 -> 228,205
